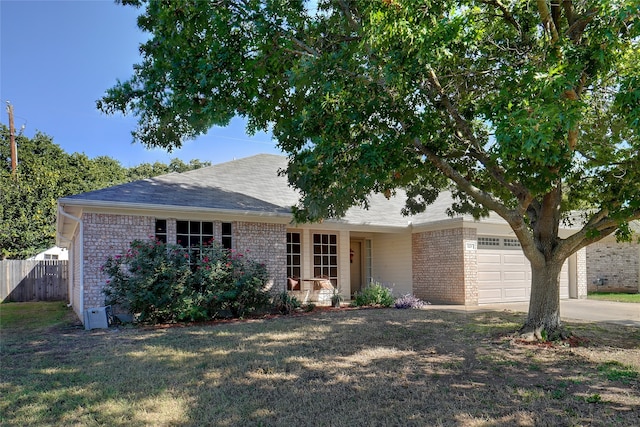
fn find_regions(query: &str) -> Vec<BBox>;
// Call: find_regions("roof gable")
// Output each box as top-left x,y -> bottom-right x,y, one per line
61,154 -> 297,214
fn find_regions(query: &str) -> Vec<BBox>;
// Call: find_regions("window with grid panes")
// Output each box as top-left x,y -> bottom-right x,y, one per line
286,232 -> 301,279
478,237 -> 500,248
503,238 -> 521,248
312,233 -> 338,286
221,222 -> 232,249
155,219 -> 167,243
176,220 -> 214,260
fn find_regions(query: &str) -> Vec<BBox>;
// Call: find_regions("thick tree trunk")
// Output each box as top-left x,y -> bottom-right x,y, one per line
520,260 -> 565,340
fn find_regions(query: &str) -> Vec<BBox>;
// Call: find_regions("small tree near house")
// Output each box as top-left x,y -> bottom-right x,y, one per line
99,1 -> 640,339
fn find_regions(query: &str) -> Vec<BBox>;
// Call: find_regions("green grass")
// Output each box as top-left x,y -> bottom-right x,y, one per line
1,302 -> 639,426
587,292 -> 640,303
597,361 -> 639,383
0,301 -> 70,331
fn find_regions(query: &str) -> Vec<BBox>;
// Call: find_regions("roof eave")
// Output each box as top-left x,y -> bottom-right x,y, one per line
58,198 -> 294,219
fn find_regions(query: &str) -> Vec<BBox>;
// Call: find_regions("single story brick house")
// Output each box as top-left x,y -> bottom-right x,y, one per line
57,154 -> 598,324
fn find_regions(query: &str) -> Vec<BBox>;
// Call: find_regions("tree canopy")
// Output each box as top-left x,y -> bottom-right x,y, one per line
0,125 -> 210,259
99,0 -> 639,337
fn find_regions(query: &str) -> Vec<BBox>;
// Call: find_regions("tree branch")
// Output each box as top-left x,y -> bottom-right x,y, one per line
337,0 -> 359,30
559,208 -> 640,258
415,138 -> 543,265
534,183 -> 563,252
424,67 -> 533,214
551,2 -> 562,35
566,8 -> 597,43
562,0 -> 575,26
537,0 -> 560,43
480,0 -> 521,34
289,35 -> 321,57
416,141 -> 506,215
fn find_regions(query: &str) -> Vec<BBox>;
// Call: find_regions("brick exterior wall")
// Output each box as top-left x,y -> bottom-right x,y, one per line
412,227 -> 477,305
462,229 -> 478,305
234,221 -> 287,294
586,241 -> 639,293
82,213 -> 154,311
80,215 -> 289,317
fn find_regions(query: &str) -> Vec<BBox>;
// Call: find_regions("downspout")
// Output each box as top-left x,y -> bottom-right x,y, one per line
58,205 -> 84,325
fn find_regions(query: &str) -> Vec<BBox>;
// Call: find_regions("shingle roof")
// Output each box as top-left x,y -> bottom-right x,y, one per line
59,154 -> 638,233
59,154 -> 463,227
61,154 -> 292,214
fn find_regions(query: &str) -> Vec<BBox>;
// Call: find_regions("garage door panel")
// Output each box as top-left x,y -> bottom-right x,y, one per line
503,254 -> 528,265
504,287 -> 528,299
478,271 -> 502,281
477,253 -> 501,263
503,271 -> 527,281
477,237 -> 569,304
501,265 -> 530,272
478,288 -> 503,303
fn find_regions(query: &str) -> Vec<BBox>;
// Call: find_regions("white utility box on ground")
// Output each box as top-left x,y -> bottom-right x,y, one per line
84,306 -> 112,330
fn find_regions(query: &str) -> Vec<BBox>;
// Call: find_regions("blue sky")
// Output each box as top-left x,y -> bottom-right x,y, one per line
0,0 -> 281,167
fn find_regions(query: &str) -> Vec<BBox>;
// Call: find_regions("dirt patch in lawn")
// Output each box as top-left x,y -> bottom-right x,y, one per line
1,304 -> 638,426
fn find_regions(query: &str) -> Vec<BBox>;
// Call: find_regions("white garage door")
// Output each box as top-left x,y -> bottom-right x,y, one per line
477,236 -> 569,304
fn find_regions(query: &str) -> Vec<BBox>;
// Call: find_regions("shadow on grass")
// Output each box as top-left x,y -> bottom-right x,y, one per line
1,306 -> 638,426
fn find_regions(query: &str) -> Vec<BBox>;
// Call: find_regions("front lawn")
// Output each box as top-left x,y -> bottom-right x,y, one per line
588,292 -> 640,303
1,302 -> 639,426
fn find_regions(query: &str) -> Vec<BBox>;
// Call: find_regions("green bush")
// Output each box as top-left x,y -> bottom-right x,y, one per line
102,239 -> 193,323
192,244 -> 271,318
273,291 -> 301,314
102,238 -> 271,323
352,282 -> 394,307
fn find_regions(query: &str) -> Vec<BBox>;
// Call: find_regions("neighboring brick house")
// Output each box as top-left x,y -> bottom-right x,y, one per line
586,230 -> 640,293
57,154 -> 597,325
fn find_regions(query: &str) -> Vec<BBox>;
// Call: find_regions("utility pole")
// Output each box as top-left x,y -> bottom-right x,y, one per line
6,102 -> 17,179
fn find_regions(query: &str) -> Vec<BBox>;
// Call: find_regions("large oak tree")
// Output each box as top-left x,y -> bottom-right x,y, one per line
99,0 -> 640,338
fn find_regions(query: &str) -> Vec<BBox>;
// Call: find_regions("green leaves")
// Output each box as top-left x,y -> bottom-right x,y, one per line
0,125 -> 210,259
100,0 -> 640,243
103,239 -> 271,322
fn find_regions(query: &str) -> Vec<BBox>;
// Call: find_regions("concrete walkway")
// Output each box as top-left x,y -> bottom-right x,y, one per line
425,299 -> 640,327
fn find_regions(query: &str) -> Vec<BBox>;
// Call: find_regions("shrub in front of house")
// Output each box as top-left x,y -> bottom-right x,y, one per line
102,239 -> 193,323
352,282 -> 394,307
273,291 -> 301,315
102,238 -> 271,323
194,244 -> 271,318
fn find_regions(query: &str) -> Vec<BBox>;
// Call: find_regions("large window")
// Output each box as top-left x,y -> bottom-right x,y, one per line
176,220 -> 214,259
287,232 -> 301,279
313,233 -> 338,286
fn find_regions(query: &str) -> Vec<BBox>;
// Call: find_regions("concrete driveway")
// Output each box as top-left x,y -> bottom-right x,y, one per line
427,299 -> 640,327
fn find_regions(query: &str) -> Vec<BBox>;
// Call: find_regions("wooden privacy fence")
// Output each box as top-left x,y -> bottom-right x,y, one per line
1,260 -> 68,302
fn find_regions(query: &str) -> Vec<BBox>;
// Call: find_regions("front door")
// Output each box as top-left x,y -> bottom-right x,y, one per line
350,240 -> 363,297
